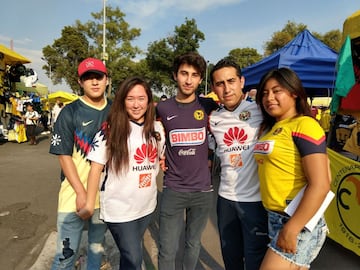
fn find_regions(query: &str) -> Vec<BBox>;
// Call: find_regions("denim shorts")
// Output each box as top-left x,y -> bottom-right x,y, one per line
267,210 -> 328,268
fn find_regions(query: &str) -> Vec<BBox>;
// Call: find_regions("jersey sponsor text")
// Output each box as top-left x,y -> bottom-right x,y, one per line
254,140 -> 274,154
169,127 -> 206,146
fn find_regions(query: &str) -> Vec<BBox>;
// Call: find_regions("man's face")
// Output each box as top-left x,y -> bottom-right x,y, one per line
211,67 -> 245,111
173,63 -> 202,99
78,72 -> 108,101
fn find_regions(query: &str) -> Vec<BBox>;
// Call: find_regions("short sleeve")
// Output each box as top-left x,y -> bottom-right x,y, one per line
292,117 -> 327,157
49,106 -> 75,155
87,130 -> 108,165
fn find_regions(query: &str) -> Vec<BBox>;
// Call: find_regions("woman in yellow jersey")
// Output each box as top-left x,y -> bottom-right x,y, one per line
253,68 -> 331,270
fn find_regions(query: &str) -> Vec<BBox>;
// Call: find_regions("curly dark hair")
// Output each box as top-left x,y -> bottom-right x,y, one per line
173,52 -> 207,79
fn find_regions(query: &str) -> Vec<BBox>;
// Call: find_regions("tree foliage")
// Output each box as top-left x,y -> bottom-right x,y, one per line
42,6 -> 141,95
42,8 -> 342,97
264,21 -> 307,55
322,29 -> 342,51
263,21 -> 341,56
42,26 -> 89,93
145,18 -> 205,96
227,48 -> 262,68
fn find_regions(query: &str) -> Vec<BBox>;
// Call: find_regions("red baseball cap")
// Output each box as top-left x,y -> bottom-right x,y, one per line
78,58 -> 107,77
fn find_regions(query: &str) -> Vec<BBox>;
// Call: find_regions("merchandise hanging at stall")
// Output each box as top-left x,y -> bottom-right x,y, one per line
15,82 -> 49,97
0,44 -> 47,143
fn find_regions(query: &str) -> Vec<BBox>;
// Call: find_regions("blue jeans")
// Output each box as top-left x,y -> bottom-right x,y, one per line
51,209 -> 107,270
158,188 -> 213,270
106,213 -> 152,270
217,196 -> 268,270
267,211 -> 328,268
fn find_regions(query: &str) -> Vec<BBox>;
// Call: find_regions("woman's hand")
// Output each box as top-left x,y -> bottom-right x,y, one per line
159,158 -> 168,171
276,222 -> 299,254
77,205 -> 94,220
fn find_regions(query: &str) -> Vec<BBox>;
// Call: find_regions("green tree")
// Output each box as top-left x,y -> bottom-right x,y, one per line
321,30 -> 342,51
146,39 -> 174,94
264,21 -> 307,55
42,26 -> 89,93
146,18 -> 205,97
227,48 -> 262,68
42,6 -> 141,95
168,18 -> 205,56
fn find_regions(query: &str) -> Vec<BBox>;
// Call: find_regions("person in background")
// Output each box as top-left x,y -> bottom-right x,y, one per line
49,58 -> 111,270
319,107 -> 331,138
245,88 -> 257,102
253,68 -> 330,270
78,77 -> 165,270
40,110 -> 51,135
209,58 -> 268,270
24,103 -> 40,145
52,99 -> 63,128
156,52 -> 218,270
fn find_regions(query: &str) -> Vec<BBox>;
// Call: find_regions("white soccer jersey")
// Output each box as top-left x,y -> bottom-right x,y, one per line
87,120 -> 165,222
209,101 -> 262,202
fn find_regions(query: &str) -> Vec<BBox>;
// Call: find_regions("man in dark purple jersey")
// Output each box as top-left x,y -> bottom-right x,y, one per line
156,52 -> 218,270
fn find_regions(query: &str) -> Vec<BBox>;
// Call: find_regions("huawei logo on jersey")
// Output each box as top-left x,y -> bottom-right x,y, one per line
133,144 -> 158,173
134,143 -> 158,164
223,127 -> 248,146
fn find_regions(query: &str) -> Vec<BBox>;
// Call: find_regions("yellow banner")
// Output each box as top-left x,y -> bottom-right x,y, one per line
325,148 -> 360,255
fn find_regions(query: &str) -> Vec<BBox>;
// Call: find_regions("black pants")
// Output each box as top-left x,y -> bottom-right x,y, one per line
26,124 -> 37,137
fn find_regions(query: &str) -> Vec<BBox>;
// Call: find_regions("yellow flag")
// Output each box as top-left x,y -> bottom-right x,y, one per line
325,148 -> 360,255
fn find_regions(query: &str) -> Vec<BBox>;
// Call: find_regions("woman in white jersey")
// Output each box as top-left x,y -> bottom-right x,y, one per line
78,77 -> 165,270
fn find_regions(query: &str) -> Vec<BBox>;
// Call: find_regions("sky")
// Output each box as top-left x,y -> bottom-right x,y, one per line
1,0 -> 359,93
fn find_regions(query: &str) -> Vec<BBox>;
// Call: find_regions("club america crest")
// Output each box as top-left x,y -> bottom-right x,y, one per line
273,127 -> 283,135
239,111 -> 251,121
194,110 -> 204,120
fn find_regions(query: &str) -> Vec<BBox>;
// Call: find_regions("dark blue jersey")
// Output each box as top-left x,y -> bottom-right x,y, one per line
50,98 -> 111,181
156,96 -> 218,192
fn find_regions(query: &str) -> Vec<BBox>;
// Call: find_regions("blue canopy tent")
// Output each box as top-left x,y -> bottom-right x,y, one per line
242,30 -> 338,98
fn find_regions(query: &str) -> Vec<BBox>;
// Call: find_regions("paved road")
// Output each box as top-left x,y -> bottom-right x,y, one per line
0,134 -> 359,269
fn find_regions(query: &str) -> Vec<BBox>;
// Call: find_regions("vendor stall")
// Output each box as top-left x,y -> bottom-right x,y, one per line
325,10 -> 360,256
0,44 -> 31,65
0,44 -> 46,143
45,90 -> 78,104
15,82 -> 49,97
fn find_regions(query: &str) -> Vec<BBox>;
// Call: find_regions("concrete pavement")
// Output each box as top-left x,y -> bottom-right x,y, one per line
1,134 -> 359,269
31,176 -> 360,270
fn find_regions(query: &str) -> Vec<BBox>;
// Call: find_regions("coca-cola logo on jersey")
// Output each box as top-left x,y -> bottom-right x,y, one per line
178,148 -> 196,156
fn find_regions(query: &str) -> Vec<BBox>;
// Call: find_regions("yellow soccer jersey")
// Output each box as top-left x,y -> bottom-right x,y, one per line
253,116 -> 327,211
50,98 -> 111,212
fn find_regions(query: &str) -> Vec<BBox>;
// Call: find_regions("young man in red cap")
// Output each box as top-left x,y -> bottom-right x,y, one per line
50,58 -> 111,270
